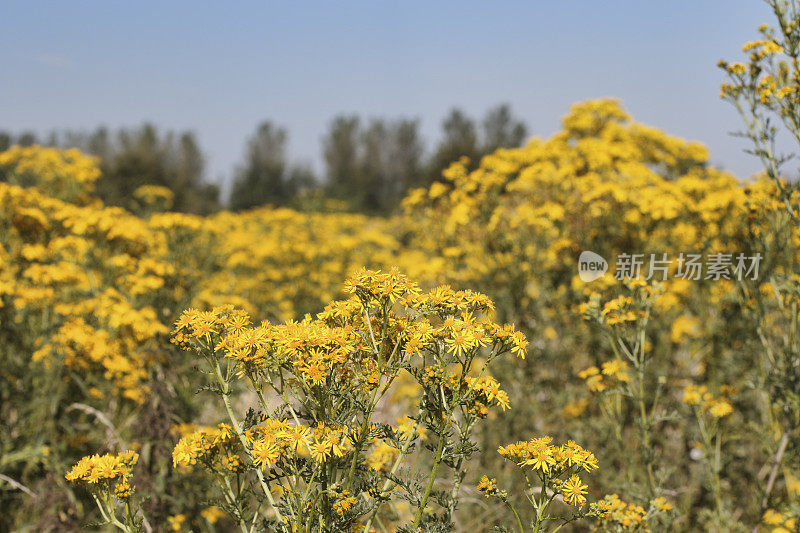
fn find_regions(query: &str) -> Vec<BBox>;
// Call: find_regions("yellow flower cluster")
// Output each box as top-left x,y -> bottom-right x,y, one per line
721,19 -> 800,116
403,99 -> 755,316
466,375 -> 511,412
172,418 -> 359,472
743,39 -> 784,56
592,494 -> 648,529
670,315 -> 701,344
0,172 -> 177,401
364,416 -> 426,473
476,475 -> 507,499
330,488 -> 358,516
164,269 -> 527,531
200,506 -> 226,524
133,184 -> 174,211
307,422 -> 353,464
418,367 -> 510,415
578,359 -> 631,392
590,493 -> 673,530
172,423 -> 239,469
200,210 -> 435,322
498,436 -> 598,478
683,385 -> 734,418
65,450 -> 138,499
491,436 -> 601,529
0,145 -> 442,412
763,509 -> 798,533
600,295 -> 642,325
167,513 -> 187,531
173,271 -> 525,403
0,145 -> 101,202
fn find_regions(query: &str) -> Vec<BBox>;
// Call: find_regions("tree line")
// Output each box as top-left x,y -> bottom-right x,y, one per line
0,104 -> 527,214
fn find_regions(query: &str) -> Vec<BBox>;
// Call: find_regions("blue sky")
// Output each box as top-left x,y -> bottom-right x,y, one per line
0,1 -> 775,193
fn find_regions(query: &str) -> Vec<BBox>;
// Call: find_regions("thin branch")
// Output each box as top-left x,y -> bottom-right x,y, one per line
0,473 -> 37,497
68,403 -> 124,448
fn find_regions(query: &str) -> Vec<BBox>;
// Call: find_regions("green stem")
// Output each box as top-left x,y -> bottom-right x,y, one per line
412,421 -> 448,528
124,501 -> 137,532
504,499 -> 525,533
93,493 -> 129,532
212,360 -> 287,531
638,364 -> 656,497
363,414 -> 422,531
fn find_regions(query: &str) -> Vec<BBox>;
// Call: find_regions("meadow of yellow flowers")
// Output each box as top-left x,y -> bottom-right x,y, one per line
3,4 -> 800,531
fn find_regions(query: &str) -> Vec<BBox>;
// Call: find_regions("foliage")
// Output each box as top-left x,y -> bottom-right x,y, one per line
164,269 -> 525,532
5,6 -> 800,529
229,122 -> 316,211
720,0 -> 800,529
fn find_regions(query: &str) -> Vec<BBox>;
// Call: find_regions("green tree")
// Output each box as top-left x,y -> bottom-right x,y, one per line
323,116 -> 423,213
388,118 -> 425,192
426,108 -> 479,186
0,131 -> 38,150
482,103 -> 527,152
0,132 -> 11,152
41,124 -> 219,213
426,104 -> 528,186
229,121 -> 316,210
359,119 -> 390,211
17,132 -> 38,147
323,115 -> 361,201
103,125 -> 216,213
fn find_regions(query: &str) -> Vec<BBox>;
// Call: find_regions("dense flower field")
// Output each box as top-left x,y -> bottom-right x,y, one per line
3,6 -> 800,531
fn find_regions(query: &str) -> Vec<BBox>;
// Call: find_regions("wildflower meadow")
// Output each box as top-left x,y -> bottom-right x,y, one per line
3,2 -> 800,532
